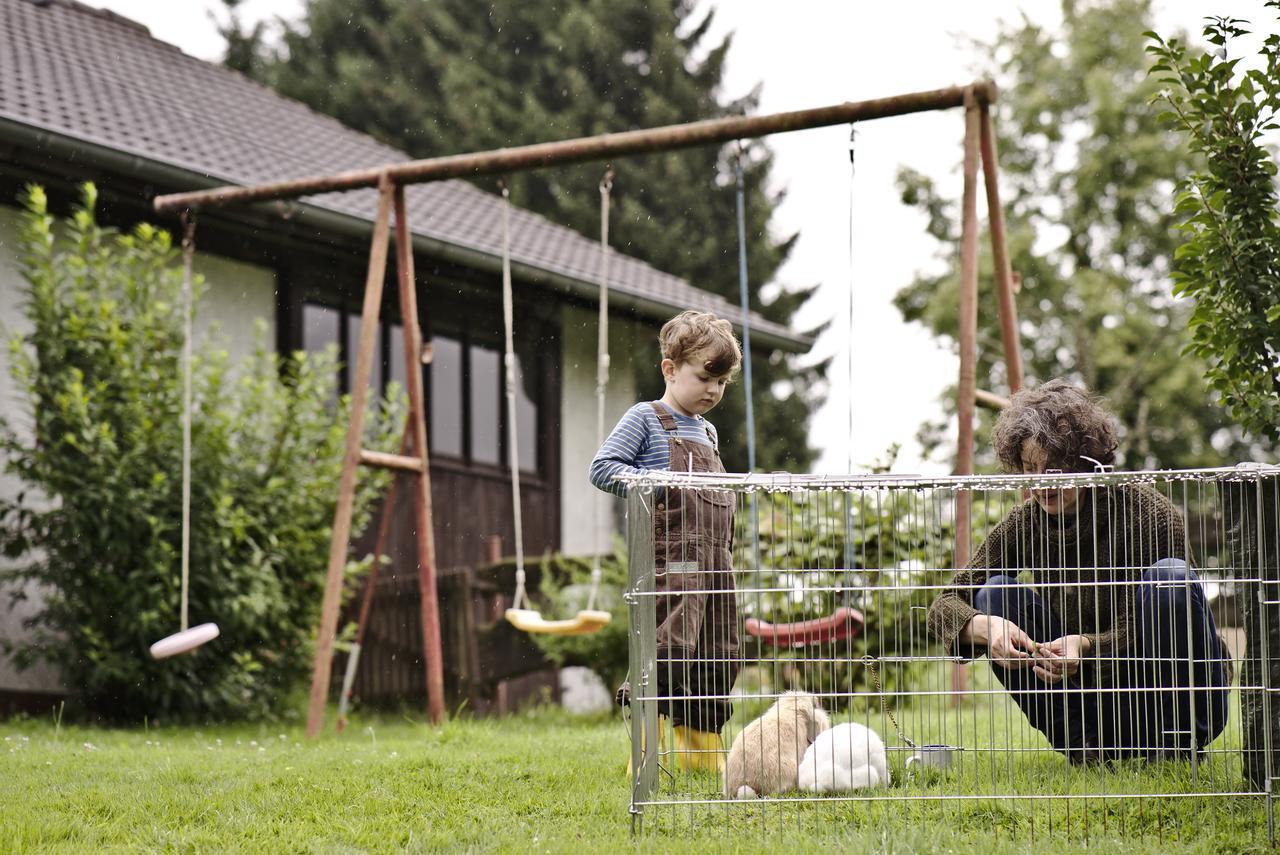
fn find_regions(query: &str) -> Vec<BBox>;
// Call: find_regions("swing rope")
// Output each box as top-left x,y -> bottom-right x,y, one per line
180,211 -> 195,633
501,179 -> 610,636
743,127 -> 865,650
733,145 -> 756,473
588,168 -> 614,612
847,126 -> 857,476
499,183 -> 529,612
148,213 -> 219,659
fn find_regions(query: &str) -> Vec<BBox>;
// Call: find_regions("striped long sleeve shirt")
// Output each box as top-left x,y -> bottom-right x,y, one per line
589,402 -> 720,497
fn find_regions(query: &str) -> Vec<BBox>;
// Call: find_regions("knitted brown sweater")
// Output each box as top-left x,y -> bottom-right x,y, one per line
927,484 -> 1187,678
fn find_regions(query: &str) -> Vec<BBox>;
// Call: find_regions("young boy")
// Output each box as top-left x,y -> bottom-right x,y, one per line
590,310 -> 742,773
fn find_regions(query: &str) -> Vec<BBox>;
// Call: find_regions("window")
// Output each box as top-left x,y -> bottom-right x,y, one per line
345,313 -> 383,394
298,298 -> 546,475
302,304 -> 340,356
512,352 -> 538,474
387,323 -> 405,391
430,336 -> 463,459
468,344 -> 501,466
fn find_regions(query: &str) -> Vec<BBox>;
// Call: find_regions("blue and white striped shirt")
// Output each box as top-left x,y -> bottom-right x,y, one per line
589,402 -> 720,497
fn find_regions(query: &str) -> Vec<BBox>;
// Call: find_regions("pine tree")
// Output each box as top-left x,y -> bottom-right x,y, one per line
222,0 -> 822,471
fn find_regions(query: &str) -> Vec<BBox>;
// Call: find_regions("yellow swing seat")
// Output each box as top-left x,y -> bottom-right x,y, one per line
504,607 -> 612,636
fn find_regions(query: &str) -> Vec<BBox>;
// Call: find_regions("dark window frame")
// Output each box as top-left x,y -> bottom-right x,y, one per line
289,269 -> 552,482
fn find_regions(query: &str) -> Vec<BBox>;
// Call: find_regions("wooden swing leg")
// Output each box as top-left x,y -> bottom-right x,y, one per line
306,175 -> 396,739
951,89 -> 982,708
979,101 -> 1023,395
337,421 -> 413,732
392,184 -> 446,726
954,89 -> 980,558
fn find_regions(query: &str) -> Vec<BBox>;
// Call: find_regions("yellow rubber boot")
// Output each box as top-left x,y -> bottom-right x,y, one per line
626,715 -> 672,778
672,725 -> 725,774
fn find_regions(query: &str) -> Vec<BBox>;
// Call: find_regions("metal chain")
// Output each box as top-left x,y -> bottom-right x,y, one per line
863,655 -> 917,749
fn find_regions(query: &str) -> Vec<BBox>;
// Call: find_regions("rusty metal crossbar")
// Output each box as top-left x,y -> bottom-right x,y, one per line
153,83 -> 994,213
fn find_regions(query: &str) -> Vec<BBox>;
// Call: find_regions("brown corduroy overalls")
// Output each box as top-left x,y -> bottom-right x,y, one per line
648,401 -> 741,732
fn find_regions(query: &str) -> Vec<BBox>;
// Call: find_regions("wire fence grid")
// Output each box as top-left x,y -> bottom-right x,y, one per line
620,465 -> 1279,843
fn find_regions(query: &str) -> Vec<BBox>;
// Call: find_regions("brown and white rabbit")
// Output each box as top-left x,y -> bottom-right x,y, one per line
723,691 -> 831,799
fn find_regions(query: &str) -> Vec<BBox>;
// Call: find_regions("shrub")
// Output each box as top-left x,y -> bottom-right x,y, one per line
1147,8 -> 1280,441
1148,5 -> 1280,789
553,485 -> 1004,715
0,184 -> 401,722
739,487 -> 977,710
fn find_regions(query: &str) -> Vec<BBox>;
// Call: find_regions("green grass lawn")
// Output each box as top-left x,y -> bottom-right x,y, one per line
0,682 -> 1272,853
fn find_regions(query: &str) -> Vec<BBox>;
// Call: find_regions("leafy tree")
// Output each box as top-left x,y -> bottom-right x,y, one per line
1147,7 -> 1280,443
219,0 -> 822,472
893,0 -> 1268,470
1148,2 -> 1280,791
0,185 -> 401,722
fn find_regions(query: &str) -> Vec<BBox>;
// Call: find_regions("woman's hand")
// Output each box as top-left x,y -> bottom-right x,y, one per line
1032,634 -> 1092,684
964,614 -> 1037,668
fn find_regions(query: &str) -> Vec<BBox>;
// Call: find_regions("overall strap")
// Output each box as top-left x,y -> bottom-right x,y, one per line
649,401 -> 679,433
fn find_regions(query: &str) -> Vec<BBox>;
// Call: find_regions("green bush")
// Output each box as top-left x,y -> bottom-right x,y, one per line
545,485 -> 1006,715
1148,5 -> 1280,790
1147,8 -> 1280,441
738,487 -> 975,710
0,184 -> 402,722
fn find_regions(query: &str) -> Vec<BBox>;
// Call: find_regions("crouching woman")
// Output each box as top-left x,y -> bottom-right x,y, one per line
927,380 -> 1231,764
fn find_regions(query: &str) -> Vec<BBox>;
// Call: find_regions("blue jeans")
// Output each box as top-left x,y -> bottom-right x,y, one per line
973,559 -> 1230,760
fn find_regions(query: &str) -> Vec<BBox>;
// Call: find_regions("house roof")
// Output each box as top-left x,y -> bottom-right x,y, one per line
0,0 -> 812,353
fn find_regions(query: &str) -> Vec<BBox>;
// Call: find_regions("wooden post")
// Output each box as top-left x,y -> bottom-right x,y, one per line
951,88 -> 983,707
393,184 -> 446,726
353,427 -> 412,637
337,423 -> 412,732
955,89 -> 981,559
306,174 -> 395,739
979,101 -> 1023,394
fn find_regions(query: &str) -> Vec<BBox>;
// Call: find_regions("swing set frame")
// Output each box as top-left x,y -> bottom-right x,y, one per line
153,80 -> 1022,738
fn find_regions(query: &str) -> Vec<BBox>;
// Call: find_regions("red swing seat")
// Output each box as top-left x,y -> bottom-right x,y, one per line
744,606 -> 866,648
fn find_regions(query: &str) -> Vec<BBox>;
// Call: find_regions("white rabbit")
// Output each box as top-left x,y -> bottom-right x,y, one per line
798,722 -> 890,792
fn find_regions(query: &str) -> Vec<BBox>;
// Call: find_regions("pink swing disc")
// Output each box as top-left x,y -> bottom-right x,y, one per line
149,622 -> 220,659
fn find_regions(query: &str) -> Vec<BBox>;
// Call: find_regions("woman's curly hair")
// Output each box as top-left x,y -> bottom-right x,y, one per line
992,379 -> 1119,473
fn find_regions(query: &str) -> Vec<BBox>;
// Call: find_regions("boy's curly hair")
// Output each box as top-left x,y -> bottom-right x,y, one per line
992,379 -> 1118,473
659,310 -> 742,378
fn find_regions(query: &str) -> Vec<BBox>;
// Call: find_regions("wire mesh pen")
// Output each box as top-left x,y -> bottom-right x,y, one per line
620,465 -> 1279,843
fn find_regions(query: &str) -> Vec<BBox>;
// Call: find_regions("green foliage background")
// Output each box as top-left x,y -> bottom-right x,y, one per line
531,487 -> 1006,713
0,185 -> 402,722
220,0 -> 824,473
894,0 -> 1273,469
1148,5 -> 1280,443
1148,1 -> 1280,791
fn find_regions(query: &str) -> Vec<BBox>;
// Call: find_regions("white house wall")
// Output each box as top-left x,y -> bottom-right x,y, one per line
0,202 -> 276,697
559,304 -> 648,557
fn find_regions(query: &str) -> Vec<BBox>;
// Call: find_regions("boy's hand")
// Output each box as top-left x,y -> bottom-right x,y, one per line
1032,634 -> 1091,684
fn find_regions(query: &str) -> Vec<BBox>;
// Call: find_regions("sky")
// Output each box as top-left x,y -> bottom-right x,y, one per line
84,0 -> 1272,474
